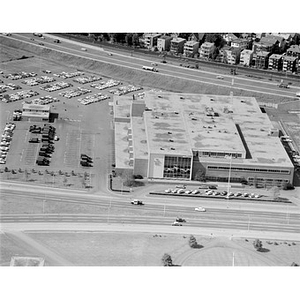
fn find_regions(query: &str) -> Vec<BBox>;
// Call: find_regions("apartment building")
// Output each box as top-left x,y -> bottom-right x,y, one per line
157,35 -> 172,52
143,33 -> 161,49
262,35 -> 286,52
170,37 -> 186,54
253,51 -> 270,69
199,42 -> 214,59
219,47 -> 241,64
222,33 -> 238,44
184,40 -> 200,57
282,56 -> 298,73
240,49 -> 254,66
268,54 -> 283,71
252,41 -> 274,53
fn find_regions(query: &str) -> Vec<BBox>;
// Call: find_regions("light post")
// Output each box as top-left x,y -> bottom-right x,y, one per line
225,155 -> 233,208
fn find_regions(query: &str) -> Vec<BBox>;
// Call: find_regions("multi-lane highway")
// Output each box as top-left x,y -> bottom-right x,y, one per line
1,182 -> 299,237
2,33 -> 300,99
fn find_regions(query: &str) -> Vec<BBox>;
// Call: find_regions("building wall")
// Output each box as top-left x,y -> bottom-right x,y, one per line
148,153 -> 165,178
134,158 -> 148,177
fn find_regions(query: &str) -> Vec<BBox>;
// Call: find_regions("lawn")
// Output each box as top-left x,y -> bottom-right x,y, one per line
1,231 -> 299,266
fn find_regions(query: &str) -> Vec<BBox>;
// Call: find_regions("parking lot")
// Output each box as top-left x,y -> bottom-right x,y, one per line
0,56 -> 142,191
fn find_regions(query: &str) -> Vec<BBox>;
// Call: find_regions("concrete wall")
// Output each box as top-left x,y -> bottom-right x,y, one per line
134,158 -> 148,177
148,153 -> 165,178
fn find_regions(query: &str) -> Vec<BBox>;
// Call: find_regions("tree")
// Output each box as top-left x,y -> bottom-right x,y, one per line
253,239 -> 263,251
189,235 -> 197,248
24,169 -> 29,181
162,253 -> 173,266
125,33 -> 133,46
194,169 -> 206,182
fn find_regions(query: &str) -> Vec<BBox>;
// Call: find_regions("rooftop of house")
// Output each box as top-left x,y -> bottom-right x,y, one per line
269,54 -> 283,59
287,45 -> 300,53
184,40 -> 199,47
255,51 -> 270,57
283,56 -> 297,62
241,49 -> 254,54
171,37 -> 186,44
201,42 -> 214,47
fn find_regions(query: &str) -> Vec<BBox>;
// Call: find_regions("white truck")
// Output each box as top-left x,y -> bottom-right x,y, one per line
142,66 -> 158,72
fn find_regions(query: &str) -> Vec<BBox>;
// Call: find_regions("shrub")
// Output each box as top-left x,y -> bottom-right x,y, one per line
189,235 -> 197,248
162,253 -> 173,267
253,239 -> 263,251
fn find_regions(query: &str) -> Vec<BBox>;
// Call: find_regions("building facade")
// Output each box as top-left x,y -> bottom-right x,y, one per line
268,54 -> 283,71
240,49 -> 254,66
282,56 -> 298,73
143,33 -> 161,49
157,36 -> 172,52
170,37 -> 186,54
220,47 -> 241,64
199,42 -> 214,59
231,38 -> 249,50
253,51 -> 270,69
183,40 -> 200,57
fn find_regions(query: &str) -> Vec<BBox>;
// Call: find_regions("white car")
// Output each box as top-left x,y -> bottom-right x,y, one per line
192,189 -> 199,194
172,221 -> 182,226
185,190 -> 192,194
165,189 -> 172,193
81,48 -> 87,51
216,75 -> 224,79
195,206 -> 206,212
177,189 -> 185,194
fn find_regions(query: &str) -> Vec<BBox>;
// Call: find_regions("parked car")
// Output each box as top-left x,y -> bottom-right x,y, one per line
195,206 -> 206,212
29,138 -> 40,143
165,189 -> 172,193
80,161 -> 92,167
131,200 -> 144,205
208,185 -> 217,189
192,189 -> 199,194
81,48 -> 87,51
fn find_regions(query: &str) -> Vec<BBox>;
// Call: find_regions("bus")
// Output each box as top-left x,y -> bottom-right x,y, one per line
142,66 -> 158,72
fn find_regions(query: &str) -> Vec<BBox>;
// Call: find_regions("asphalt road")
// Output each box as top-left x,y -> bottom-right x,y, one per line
1,182 -> 299,236
3,34 -> 300,99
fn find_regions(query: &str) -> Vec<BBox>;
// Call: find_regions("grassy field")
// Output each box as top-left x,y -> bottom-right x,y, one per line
1,231 -> 299,266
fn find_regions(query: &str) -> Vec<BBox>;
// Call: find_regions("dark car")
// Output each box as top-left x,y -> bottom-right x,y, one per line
175,217 -> 186,223
80,161 -> 92,167
208,185 -> 217,190
29,138 -> 40,143
81,154 -> 92,160
81,156 -> 93,163
131,200 -> 144,205
54,39 -> 60,43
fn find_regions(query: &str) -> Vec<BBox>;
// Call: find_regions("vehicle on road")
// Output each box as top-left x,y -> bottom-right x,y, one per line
39,43 -> 44,46
176,184 -> 186,189
172,221 -> 182,226
195,206 -> 206,212
208,185 -> 217,189
33,33 -> 43,37
54,39 -> 60,43
81,48 -> 87,51
278,82 -> 289,88
176,217 -> 186,223
216,75 -> 224,79
296,91 -> 300,97
142,66 -> 158,72
107,52 -> 113,56
131,200 -> 144,205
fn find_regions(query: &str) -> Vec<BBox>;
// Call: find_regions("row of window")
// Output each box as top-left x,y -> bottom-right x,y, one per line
207,165 -> 290,174
163,156 -> 191,179
199,152 -> 242,158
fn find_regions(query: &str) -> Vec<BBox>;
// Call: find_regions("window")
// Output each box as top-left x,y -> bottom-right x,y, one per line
163,156 -> 191,179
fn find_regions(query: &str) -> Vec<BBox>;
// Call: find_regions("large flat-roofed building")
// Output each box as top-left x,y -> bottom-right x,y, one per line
113,91 -> 294,186
22,103 -> 50,121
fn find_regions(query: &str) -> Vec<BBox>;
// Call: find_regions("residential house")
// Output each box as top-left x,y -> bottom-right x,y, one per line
240,49 -> 254,66
268,54 -> 283,71
282,56 -> 298,73
231,38 -> 249,50
253,51 -> 270,69
184,40 -> 200,57
199,42 -> 214,59
259,35 -> 286,53
157,35 -> 173,52
143,33 -> 161,50
170,37 -> 186,55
